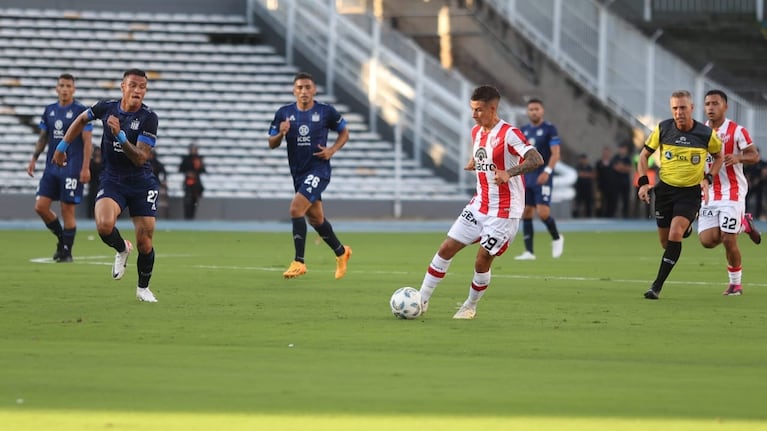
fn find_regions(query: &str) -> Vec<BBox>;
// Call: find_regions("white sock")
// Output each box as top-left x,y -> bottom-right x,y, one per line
419,253 -> 452,303
467,270 -> 491,305
728,265 -> 742,285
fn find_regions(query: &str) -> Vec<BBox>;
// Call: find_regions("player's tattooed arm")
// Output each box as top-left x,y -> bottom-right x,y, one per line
506,148 -> 543,177
122,141 -> 152,166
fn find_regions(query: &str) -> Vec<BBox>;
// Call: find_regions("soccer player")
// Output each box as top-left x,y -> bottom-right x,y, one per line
268,72 -> 352,280
53,69 -> 160,303
26,73 -> 93,262
418,85 -> 543,319
637,90 -> 723,300
698,89 -> 761,296
515,98 -> 565,260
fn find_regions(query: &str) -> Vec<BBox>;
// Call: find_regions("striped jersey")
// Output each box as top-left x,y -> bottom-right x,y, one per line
268,101 -> 347,179
39,100 -> 93,175
705,118 -> 754,203
468,120 -> 534,218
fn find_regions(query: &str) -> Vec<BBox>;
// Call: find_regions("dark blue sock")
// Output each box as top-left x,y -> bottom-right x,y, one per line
137,248 -> 155,288
62,227 -> 76,254
522,219 -> 534,253
542,216 -> 561,240
313,219 -> 344,256
99,228 -> 125,252
291,217 -> 307,263
45,218 -> 63,241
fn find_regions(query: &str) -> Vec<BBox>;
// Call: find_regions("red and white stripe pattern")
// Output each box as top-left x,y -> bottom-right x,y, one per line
469,120 -> 533,218
705,118 -> 753,203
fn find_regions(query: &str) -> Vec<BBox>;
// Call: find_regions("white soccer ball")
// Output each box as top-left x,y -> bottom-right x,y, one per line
390,287 -> 422,319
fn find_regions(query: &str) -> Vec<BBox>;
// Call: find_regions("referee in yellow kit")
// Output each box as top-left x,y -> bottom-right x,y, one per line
637,90 -> 723,300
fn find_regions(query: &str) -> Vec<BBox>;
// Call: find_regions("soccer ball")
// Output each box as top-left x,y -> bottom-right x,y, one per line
390,287 -> 422,319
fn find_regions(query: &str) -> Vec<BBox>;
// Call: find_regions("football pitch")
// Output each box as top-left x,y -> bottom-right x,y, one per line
1,225 -> 766,431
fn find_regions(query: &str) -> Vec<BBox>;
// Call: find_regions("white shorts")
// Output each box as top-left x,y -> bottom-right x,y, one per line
447,203 -> 519,256
697,200 -> 744,235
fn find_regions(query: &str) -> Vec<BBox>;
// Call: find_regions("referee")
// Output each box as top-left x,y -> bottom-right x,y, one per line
637,90 -> 723,299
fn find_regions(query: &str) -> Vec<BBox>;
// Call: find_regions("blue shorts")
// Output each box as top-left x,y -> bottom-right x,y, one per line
524,178 -> 553,207
293,172 -> 330,203
97,174 -> 160,217
37,167 -> 83,204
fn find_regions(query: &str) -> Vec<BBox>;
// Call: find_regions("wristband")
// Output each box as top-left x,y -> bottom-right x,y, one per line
543,166 -> 553,175
637,175 -> 649,187
116,130 -> 128,144
705,173 -> 713,184
56,140 -> 70,153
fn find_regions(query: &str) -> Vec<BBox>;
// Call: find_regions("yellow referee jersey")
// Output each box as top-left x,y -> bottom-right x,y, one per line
644,119 -> 721,187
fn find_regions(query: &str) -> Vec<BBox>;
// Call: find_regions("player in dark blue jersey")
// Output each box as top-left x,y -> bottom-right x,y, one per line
53,69 -> 159,302
268,72 -> 352,280
26,73 -> 93,262
515,98 -> 565,260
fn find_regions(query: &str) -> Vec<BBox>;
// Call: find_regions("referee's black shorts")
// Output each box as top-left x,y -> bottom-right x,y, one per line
652,180 -> 701,228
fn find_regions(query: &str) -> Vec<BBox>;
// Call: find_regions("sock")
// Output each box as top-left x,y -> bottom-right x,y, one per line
419,254 -> 452,303
137,248 -> 155,288
653,240 -> 682,291
542,216 -> 561,240
467,271 -> 491,305
62,227 -> 76,254
99,228 -> 126,252
522,219 -> 534,253
45,218 -> 63,243
291,217 -> 307,263
728,265 -> 742,286
313,219 -> 345,256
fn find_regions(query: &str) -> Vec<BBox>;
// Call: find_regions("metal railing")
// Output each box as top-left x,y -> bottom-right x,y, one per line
487,0 -> 767,152
249,0 -> 477,190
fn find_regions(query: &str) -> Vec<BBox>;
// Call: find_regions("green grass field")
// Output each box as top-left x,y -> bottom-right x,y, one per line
1,226 -> 766,431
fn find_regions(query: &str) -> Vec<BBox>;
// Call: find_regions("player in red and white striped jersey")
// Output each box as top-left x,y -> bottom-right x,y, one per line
698,89 -> 761,296
417,85 -> 543,319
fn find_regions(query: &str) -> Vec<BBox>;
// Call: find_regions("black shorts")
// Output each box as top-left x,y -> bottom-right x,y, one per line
653,181 -> 701,228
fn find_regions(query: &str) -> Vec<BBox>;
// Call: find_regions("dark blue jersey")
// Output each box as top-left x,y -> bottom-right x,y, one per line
268,101 -> 347,178
87,99 -> 158,180
521,121 -> 560,183
39,100 -> 93,174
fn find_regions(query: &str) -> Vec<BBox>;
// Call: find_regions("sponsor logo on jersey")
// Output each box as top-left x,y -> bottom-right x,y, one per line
297,124 -> 311,146
474,147 -> 496,172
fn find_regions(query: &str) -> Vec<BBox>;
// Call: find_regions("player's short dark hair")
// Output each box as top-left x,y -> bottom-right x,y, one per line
58,73 -> 75,82
123,68 -> 148,79
527,98 -> 544,106
705,89 -> 728,103
471,85 -> 501,103
293,72 -> 315,83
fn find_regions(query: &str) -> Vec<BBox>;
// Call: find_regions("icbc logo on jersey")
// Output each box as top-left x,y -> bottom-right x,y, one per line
297,124 -> 311,146
474,147 -> 496,172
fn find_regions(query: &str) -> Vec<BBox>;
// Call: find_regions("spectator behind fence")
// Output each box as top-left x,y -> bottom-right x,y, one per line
179,143 -> 206,220
572,153 -> 595,218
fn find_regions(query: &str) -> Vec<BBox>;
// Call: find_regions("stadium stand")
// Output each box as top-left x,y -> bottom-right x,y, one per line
0,7 -> 466,205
